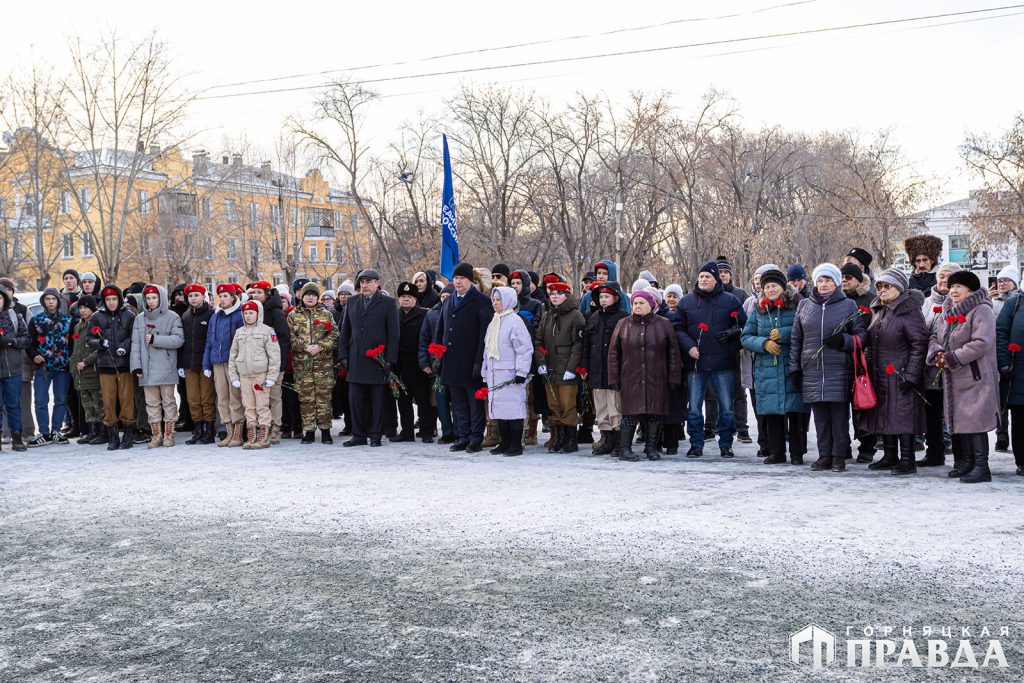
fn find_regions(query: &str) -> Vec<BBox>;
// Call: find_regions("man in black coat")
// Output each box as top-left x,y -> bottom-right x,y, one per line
248,281 -> 291,444
394,282 -> 433,442
338,269 -> 400,447
434,262 -> 494,452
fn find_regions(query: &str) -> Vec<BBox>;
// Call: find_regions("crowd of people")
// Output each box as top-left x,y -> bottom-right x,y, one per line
1,234 -> 1022,484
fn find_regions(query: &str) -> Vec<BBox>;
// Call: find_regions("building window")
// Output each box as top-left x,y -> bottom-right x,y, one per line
272,240 -> 282,259
227,273 -> 238,284
12,238 -> 22,258
351,213 -> 359,231
949,234 -> 970,266
204,275 -> 214,294
336,243 -> 344,263
140,235 -> 151,257
325,243 -> 333,263
309,243 -> 318,263
324,276 -> 333,290
81,233 -> 94,257
138,190 -> 150,214
59,190 -> 71,215
334,211 -> 342,228
79,188 -> 91,212
22,194 -> 37,218
61,234 -> 74,258
270,204 -> 281,225
248,202 -> 259,226
201,197 -> 211,219
204,236 -> 214,259
226,238 -> 238,260
291,206 -> 299,227
353,245 -> 361,264
250,242 -> 260,262
224,199 -> 237,221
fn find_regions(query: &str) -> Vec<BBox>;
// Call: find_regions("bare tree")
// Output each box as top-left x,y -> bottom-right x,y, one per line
962,114 -> 1024,244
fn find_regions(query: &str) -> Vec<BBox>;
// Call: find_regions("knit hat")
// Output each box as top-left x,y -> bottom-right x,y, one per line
786,264 -> 808,282
300,282 -> 322,299
665,284 -> 684,299
840,263 -> 864,283
639,269 -> 658,286
759,268 -> 787,291
630,290 -> 657,310
698,261 -> 721,284
397,282 -> 416,298
645,286 -> 663,305
716,255 -> 732,274
77,294 -> 98,311
937,262 -> 962,276
846,247 -> 873,268
62,268 -> 80,285
997,265 -> 1020,287
947,270 -> 981,292
630,278 -> 651,293
754,263 -> 779,277
339,279 -> 355,295
491,263 -> 511,279
322,290 -> 337,300
440,283 -> 455,296
876,268 -> 909,293
80,271 -> 98,283
452,262 -> 475,280
904,235 -> 942,267
292,278 -> 310,293
811,263 -> 842,286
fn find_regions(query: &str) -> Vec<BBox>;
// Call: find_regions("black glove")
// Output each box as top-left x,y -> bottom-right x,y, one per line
609,383 -> 620,391
715,328 -> 741,344
1000,366 -> 1013,382
824,333 -> 845,350
899,378 -> 917,394
789,370 -> 802,387
514,375 -> 527,384
471,362 -> 482,380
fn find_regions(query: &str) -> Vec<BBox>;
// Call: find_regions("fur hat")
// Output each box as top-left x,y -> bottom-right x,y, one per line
846,247 -> 873,268
904,235 -> 942,267
397,282 -> 417,298
947,270 -> 981,292
452,262 -> 475,280
759,268 -> 788,291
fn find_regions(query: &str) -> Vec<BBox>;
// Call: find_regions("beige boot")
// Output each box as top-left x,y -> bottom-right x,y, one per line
481,420 -> 500,448
227,421 -> 245,447
269,425 -> 281,445
218,422 -> 233,447
524,418 -> 538,446
242,424 -> 258,450
254,425 -> 270,449
162,421 -> 175,447
148,422 -> 162,449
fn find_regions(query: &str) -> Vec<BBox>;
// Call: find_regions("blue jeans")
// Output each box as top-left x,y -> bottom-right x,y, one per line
34,369 -> 70,435
687,369 -> 735,449
0,375 -> 21,433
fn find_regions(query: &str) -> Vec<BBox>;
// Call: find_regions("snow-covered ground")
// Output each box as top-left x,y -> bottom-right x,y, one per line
1,425 -> 1022,681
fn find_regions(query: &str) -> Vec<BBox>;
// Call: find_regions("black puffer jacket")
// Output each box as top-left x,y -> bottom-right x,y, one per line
86,286 -> 135,373
179,302 -> 214,369
788,287 -> 868,404
581,283 -> 628,389
262,288 -> 291,360
513,270 -> 543,327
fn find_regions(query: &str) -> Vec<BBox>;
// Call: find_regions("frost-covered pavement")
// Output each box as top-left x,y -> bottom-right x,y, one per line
1,427 -> 1022,682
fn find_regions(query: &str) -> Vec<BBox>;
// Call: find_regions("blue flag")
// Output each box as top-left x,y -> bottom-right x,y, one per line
440,134 -> 459,279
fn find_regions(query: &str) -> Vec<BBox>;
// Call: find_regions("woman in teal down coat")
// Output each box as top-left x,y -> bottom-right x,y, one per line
741,267 -> 808,465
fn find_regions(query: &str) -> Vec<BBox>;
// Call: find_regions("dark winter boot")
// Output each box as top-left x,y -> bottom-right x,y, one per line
504,420 -> 524,457
892,434 -> 918,475
763,452 -> 787,464
618,421 -> 639,461
77,422 -> 96,445
948,435 -> 973,478
832,456 -> 846,472
960,433 -> 992,483
547,425 -> 564,453
199,421 -> 216,445
300,430 -> 315,444
490,421 -> 511,455
185,421 -> 205,445
11,431 -> 26,452
644,421 -> 662,460
662,424 -> 679,455
320,429 -> 333,444
559,426 -> 579,453
810,455 -> 833,471
592,430 -> 614,455
577,424 -> 594,444
869,436 -> 899,470
119,425 -> 134,450
106,425 -> 120,451
88,422 -> 108,445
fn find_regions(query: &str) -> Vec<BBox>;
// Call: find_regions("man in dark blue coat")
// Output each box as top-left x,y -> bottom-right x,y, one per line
677,261 -> 747,458
338,269 -> 400,447
434,262 -> 494,452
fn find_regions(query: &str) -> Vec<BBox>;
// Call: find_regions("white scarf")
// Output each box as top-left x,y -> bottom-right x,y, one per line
484,308 -> 517,361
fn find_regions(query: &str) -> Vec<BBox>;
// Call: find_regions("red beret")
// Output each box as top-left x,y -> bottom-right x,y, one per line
247,280 -> 272,291
101,287 -> 120,299
241,301 -> 259,313
184,283 -> 206,296
547,282 -> 570,293
143,285 -> 159,296
510,271 -> 525,281
216,283 -> 242,296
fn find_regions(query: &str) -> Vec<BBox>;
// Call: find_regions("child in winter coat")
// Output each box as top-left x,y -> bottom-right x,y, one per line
179,284 -> 216,444
70,296 -> 104,445
26,288 -> 73,447
581,282 -> 629,455
87,285 -> 136,449
229,300 -> 282,449
534,277 -> 585,453
204,283 -> 245,447
0,285 -> 29,451
131,285 -> 185,448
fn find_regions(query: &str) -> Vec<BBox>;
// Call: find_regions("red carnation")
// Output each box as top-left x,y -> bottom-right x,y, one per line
428,343 -> 447,359
945,316 -> 957,324
932,306 -> 942,313
37,335 -> 45,343
1010,343 -> 1022,353
759,300 -> 768,311
858,305 -> 871,315
71,333 -> 80,340
885,364 -> 895,375
575,366 -> 587,379
146,324 -> 155,329
730,311 -> 739,318
254,383 -> 264,392
698,322 -> 709,331
91,326 -> 101,334
474,387 -> 488,401
774,299 -> 783,308
538,347 -> 549,356
956,315 -> 967,323
337,368 -> 348,378
366,344 -> 385,359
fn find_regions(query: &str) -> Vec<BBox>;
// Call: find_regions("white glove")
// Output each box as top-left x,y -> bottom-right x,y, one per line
562,371 -> 576,381
203,369 -> 212,378
115,348 -> 126,356
537,364 -> 547,375
231,380 -> 241,388
102,339 -> 110,349
178,368 -> 185,379
264,379 -> 275,388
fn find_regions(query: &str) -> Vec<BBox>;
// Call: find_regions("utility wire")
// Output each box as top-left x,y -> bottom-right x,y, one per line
196,4 -> 1024,101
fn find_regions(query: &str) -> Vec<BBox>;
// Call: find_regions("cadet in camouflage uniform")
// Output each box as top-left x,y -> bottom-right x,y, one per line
288,282 -> 339,443
69,295 -> 104,445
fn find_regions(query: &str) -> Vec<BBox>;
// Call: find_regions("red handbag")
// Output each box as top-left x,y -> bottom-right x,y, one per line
851,336 -> 876,411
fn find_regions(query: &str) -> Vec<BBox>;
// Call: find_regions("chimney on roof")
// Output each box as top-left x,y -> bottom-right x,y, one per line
193,149 -> 209,176
232,153 -> 243,168
136,140 -> 145,153
149,141 -> 161,156
222,154 -> 230,165
259,160 -> 272,180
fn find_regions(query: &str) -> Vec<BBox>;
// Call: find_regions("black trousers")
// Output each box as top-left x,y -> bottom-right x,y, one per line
282,373 -> 301,432
398,381 -> 434,437
449,385 -> 486,445
177,375 -> 192,426
851,409 -> 876,456
1009,406 -> 1024,468
811,402 -> 850,458
332,376 -> 351,427
923,389 -> 946,463
750,388 -> 768,452
349,382 -> 387,440
764,412 -> 808,458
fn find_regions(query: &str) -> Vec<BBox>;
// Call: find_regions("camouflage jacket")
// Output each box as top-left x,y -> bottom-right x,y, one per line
288,305 -> 339,371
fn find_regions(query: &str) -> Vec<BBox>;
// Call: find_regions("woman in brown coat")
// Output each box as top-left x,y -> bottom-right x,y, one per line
927,270 -> 1000,483
608,290 -> 682,461
861,269 -> 929,475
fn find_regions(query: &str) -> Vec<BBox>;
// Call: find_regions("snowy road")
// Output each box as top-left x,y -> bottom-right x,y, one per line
1,430 -> 1022,681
